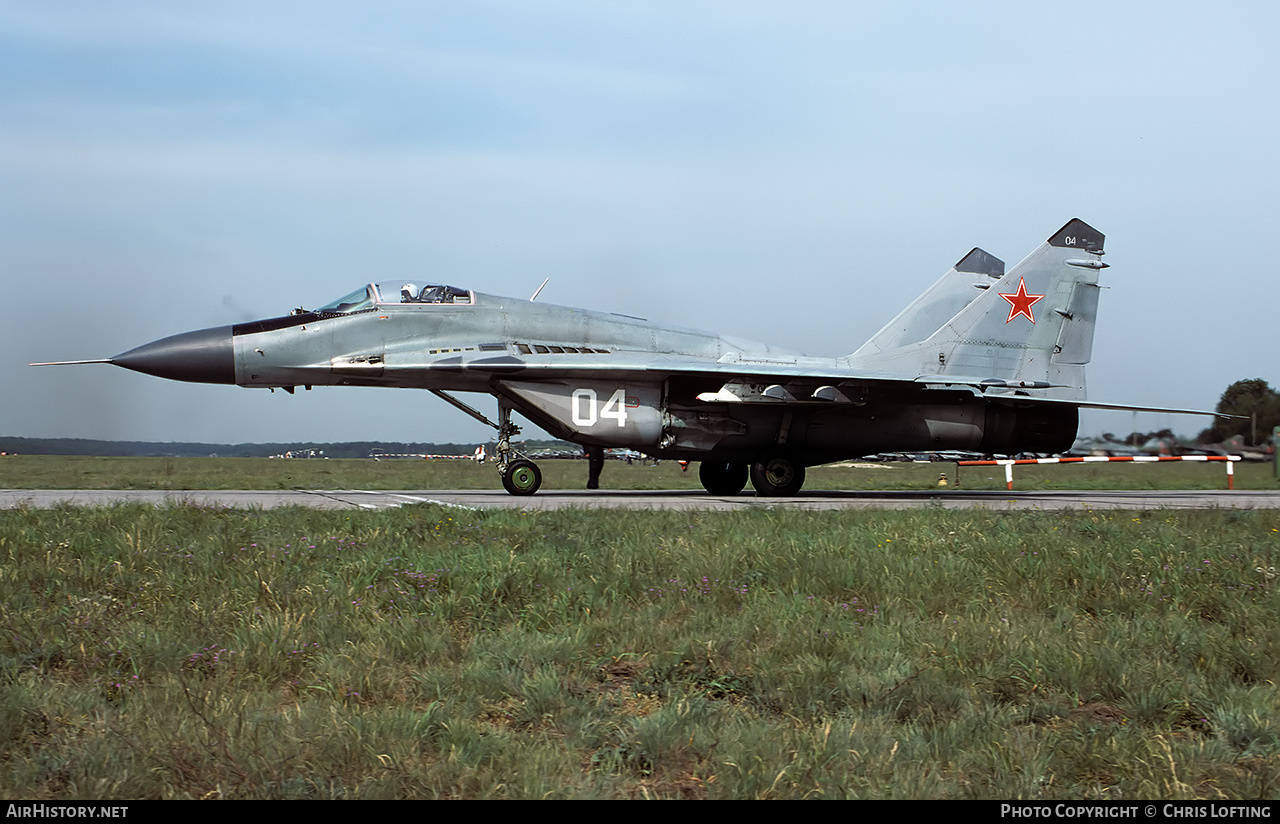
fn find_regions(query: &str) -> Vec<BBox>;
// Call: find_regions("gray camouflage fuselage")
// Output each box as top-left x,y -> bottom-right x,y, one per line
43,218 -> 1221,495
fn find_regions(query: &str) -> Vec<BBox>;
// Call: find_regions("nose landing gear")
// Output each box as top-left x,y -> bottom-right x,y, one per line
493,401 -> 542,495
429,390 -> 543,496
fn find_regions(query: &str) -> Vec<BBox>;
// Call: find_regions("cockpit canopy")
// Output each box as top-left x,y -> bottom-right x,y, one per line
316,282 -> 474,315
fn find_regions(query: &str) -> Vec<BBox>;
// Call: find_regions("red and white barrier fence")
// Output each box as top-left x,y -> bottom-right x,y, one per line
956,455 -> 1243,490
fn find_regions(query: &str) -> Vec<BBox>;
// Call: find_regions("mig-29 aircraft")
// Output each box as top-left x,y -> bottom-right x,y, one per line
34,219 -> 1219,496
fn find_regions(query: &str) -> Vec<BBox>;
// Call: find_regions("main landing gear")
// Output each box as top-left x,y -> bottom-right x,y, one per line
697,455 -> 806,496
698,460 -> 748,495
750,454 -> 805,496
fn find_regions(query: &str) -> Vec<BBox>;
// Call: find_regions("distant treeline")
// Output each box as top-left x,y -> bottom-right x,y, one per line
0,437 -> 482,459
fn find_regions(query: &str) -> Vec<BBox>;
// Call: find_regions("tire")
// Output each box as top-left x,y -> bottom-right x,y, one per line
502,460 -> 542,495
698,461 -> 748,495
750,455 -> 805,496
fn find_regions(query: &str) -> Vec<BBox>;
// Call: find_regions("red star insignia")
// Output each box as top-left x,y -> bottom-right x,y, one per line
999,277 -> 1044,324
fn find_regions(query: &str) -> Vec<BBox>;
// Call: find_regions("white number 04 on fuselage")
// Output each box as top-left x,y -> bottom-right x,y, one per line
34,220 -> 1222,496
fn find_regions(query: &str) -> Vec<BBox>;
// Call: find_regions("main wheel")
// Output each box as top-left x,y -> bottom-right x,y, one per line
750,455 -> 805,496
698,460 -> 748,495
502,460 -> 542,496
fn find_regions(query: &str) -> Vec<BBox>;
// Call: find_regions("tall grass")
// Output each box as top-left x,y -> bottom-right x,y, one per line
1,503 -> 1276,798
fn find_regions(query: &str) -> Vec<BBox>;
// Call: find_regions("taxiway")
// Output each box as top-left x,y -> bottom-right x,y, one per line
3,489 -> 1279,511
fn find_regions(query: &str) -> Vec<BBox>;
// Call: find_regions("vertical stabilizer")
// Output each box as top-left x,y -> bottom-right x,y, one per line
852,247 -> 1004,357
846,219 -> 1106,400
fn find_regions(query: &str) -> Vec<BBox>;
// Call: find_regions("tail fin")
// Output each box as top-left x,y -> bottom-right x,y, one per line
847,219 -> 1106,400
851,247 -> 1004,357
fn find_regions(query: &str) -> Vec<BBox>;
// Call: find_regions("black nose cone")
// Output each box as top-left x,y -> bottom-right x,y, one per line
111,325 -> 235,384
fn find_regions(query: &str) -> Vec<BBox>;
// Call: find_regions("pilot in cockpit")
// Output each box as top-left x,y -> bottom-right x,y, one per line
401,283 -> 418,303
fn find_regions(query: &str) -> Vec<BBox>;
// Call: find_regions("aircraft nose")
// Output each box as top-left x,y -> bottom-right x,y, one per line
111,325 -> 235,384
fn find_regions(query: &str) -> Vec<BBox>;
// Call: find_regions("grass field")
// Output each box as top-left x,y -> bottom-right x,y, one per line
0,457 -> 1277,799
0,453 -> 1275,492
1,501 -> 1278,797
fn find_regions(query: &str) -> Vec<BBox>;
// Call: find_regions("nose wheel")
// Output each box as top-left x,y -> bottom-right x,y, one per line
427,390 -> 545,496
494,402 -> 542,495
502,459 -> 542,496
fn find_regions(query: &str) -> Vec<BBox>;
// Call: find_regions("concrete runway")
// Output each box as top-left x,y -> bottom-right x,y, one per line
3,488 -> 1280,511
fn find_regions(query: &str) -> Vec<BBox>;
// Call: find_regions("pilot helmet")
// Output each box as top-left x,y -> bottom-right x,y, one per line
401,283 -> 417,302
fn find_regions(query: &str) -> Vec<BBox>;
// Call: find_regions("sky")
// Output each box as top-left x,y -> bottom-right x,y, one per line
4,0 -> 1277,447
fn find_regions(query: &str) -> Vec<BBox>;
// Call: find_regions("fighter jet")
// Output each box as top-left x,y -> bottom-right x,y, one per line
33,219 -> 1221,496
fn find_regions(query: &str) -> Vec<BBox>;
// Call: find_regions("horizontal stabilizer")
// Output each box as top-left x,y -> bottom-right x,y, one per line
987,393 -> 1237,418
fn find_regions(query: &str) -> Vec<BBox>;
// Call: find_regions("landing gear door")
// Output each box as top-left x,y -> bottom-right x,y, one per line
496,380 -> 663,448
